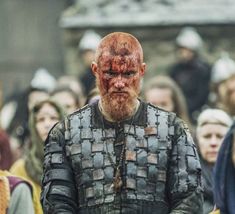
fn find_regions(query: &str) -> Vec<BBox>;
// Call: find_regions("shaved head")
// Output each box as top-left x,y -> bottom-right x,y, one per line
94,32 -> 144,65
91,32 -> 146,121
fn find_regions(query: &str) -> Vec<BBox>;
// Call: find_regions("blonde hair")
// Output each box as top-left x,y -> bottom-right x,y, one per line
197,108 -> 232,132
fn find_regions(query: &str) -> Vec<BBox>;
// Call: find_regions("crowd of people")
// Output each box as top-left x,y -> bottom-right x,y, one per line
0,28 -> 235,214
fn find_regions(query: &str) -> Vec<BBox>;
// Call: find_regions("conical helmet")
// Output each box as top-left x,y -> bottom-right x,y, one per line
78,30 -> 101,51
176,27 -> 203,52
211,53 -> 235,84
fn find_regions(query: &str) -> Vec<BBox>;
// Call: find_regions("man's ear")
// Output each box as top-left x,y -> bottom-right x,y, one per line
140,63 -> 146,77
91,62 -> 98,76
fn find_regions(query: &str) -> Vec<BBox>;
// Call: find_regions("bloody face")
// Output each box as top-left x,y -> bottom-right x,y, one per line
92,33 -> 145,121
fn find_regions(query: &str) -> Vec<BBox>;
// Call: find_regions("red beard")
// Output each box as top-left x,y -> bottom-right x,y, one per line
100,87 -> 139,121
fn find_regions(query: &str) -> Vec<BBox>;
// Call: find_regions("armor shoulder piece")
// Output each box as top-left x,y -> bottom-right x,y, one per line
70,104 -> 90,116
46,122 -> 65,144
171,115 -> 191,142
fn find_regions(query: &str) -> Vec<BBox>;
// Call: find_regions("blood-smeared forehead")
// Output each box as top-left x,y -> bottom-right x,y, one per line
95,32 -> 143,67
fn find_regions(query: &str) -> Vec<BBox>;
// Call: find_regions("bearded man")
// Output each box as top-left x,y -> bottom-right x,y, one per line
41,32 -> 203,214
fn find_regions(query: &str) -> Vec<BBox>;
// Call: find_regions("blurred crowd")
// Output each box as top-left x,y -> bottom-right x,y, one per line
0,27 -> 235,214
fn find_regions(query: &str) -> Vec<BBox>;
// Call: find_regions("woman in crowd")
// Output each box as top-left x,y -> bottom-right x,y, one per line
196,109 -> 232,214
10,99 -> 64,214
50,86 -> 81,114
56,74 -> 85,107
1,87 -> 50,166
0,169 -> 34,214
144,75 -> 192,129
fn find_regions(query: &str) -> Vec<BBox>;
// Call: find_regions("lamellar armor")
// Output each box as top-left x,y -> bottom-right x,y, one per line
41,101 -> 203,214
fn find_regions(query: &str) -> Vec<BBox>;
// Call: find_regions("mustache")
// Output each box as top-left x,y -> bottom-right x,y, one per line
108,88 -> 129,94
109,89 -> 129,93
109,87 -> 137,94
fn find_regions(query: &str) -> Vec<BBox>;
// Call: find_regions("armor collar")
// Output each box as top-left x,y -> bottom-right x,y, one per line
90,99 -> 147,129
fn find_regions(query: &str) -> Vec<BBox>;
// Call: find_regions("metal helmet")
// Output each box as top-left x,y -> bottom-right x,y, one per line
30,68 -> 56,92
211,53 -> 235,84
78,30 -> 101,52
176,27 -> 203,52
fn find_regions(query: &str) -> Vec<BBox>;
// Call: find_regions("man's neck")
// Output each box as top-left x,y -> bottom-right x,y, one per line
98,99 -> 140,122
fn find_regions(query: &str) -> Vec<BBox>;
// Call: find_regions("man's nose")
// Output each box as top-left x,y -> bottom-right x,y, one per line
114,76 -> 125,89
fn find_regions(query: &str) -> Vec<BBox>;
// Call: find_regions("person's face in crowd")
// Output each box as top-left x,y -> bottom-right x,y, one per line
52,91 -> 77,114
92,33 -> 145,121
177,47 -> 195,62
28,91 -> 49,111
221,76 -> 235,114
197,123 -> 228,164
145,88 -> 174,112
57,76 -> 85,107
35,103 -> 60,141
82,50 -> 96,67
